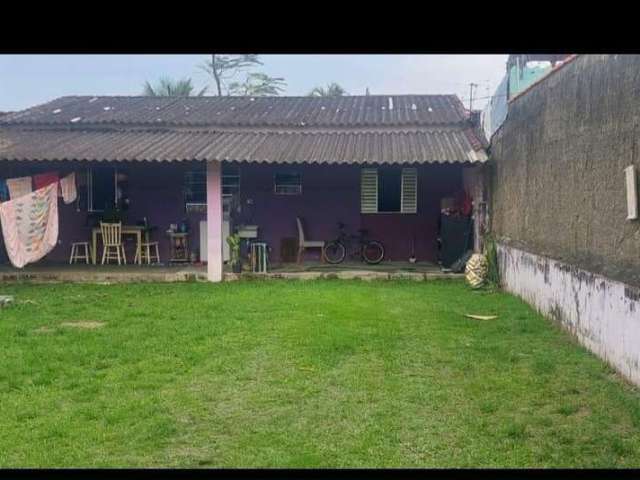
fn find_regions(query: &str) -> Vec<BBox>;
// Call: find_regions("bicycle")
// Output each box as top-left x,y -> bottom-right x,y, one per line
323,222 -> 385,264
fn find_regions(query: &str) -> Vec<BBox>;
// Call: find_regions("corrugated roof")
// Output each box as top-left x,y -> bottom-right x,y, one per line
0,95 -> 468,128
0,128 -> 487,164
0,95 -> 487,165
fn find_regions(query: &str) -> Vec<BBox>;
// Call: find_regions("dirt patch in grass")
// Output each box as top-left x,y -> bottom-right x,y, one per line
60,321 -> 106,329
34,321 -> 106,333
34,326 -> 55,334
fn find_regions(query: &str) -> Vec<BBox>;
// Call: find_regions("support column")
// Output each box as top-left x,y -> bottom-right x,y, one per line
463,164 -> 487,253
207,160 -> 223,282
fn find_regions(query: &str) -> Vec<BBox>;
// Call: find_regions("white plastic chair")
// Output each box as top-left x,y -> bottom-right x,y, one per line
296,217 -> 325,264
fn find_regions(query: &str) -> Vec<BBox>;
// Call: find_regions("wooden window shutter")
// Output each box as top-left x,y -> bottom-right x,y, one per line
360,168 -> 378,213
401,168 -> 418,213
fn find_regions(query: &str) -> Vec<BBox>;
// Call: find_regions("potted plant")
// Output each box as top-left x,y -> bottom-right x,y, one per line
227,233 -> 242,273
101,205 -> 123,223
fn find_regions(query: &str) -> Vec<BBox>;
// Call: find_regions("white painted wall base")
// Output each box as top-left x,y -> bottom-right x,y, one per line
498,243 -> 640,385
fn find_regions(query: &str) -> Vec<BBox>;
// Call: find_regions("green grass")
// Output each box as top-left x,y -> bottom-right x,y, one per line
1,279 -> 640,467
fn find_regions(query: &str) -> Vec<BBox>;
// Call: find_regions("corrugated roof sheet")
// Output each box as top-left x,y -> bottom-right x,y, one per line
0,95 -> 468,128
0,95 -> 487,165
0,128 -> 487,164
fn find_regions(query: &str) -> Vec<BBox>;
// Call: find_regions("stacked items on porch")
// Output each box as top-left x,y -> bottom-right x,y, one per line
0,171 -> 77,268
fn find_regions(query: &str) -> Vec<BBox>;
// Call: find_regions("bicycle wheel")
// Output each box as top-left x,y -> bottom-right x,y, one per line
362,240 -> 385,264
323,241 -> 346,264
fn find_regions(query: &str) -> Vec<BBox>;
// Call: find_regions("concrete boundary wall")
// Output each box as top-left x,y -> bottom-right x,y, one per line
498,242 -> 640,385
490,54 -> 640,289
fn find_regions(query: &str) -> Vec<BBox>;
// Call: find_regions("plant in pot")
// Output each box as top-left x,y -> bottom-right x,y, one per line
101,205 -> 123,223
227,234 -> 242,273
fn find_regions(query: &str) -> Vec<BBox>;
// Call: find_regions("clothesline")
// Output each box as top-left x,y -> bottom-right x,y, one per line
0,171 -> 80,203
0,171 -> 78,268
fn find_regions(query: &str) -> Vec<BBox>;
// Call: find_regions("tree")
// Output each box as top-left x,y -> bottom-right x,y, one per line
200,55 -> 260,96
308,82 -> 348,97
200,54 -> 287,96
228,72 -> 286,97
142,77 -> 207,97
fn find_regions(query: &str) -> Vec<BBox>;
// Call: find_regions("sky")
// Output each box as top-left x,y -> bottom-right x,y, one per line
0,54 -> 508,112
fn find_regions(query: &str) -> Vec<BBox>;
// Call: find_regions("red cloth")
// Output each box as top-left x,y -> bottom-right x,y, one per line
461,191 -> 473,216
33,172 -> 59,190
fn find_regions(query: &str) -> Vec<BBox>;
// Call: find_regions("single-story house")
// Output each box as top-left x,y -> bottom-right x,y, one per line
0,94 -> 488,281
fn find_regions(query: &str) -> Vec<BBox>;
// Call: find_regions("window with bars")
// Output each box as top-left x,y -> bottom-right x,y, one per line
184,165 -> 240,208
274,172 -> 302,195
222,167 -> 240,196
360,167 -> 417,214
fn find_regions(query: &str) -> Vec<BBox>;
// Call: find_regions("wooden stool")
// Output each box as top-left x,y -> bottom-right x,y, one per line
135,242 -> 160,264
250,242 -> 268,273
69,242 -> 91,265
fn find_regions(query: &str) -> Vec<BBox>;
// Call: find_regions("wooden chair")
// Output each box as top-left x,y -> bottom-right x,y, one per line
134,242 -> 160,265
69,242 -> 91,265
296,217 -> 325,264
100,222 -> 126,265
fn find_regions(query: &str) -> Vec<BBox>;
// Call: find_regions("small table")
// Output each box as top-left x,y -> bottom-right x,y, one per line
167,232 -> 190,263
92,225 -> 147,265
237,225 -> 258,265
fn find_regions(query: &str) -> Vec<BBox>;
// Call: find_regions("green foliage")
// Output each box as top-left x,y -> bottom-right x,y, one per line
200,55 -> 286,96
226,233 -> 241,266
2,280 -> 640,467
484,234 -> 500,288
228,72 -> 286,97
142,77 -> 207,97
308,82 -> 348,97
100,206 -> 123,223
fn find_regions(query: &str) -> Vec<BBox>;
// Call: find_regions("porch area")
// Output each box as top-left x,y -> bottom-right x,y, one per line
0,159 -> 483,281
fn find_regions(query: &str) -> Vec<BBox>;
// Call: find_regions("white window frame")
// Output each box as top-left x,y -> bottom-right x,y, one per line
274,172 -> 302,195
184,166 -> 241,211
222,168 -> 241,198
360,167 -> 418,214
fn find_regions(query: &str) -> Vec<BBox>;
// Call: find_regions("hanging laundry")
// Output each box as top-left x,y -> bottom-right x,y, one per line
33,171 -> 59,190
6,176 -> 32,200
60,172 -> 77,204
0,180 -> 9,202
0,183 -> 58,269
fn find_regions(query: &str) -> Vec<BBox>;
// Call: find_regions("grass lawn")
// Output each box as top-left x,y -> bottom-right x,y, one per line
1,279 -> 640,468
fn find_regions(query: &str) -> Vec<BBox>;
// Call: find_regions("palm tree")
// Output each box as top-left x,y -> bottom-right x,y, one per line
308,82 -> 348,97
142,77 -> 207,97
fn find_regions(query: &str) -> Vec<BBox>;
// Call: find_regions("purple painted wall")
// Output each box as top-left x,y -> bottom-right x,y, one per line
0,160 -> 465,266
233,163 -> 464,262
0,161 -> 205,265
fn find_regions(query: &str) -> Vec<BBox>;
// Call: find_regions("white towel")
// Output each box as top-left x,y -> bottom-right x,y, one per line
60,172 -> 77,204
6,176 -> 32,199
